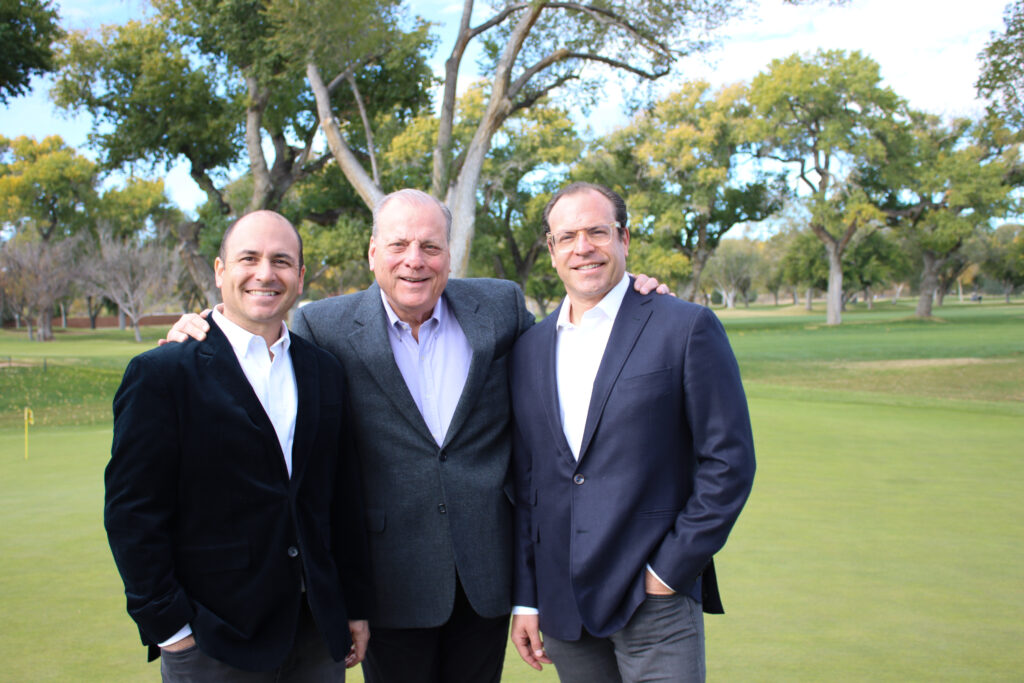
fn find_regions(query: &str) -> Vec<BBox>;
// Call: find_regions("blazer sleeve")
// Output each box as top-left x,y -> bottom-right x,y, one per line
332,366 -> 373,620
511,417 -> 539,609
647,306 -> 756,591
105,354 -> 194,646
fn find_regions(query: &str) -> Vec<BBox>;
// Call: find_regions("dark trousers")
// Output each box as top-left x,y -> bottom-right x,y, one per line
160,600 -> 345,683
362,578 -> 508,683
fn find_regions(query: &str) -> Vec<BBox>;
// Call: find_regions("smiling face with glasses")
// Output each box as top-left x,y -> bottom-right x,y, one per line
545,188 -> 630,322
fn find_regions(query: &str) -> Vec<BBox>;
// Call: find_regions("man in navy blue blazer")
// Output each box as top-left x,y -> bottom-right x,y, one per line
509,183 -> 755,682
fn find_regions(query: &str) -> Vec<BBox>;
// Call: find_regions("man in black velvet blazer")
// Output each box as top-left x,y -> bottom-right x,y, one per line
509,184 -> 756,682
105,211 -> 371,680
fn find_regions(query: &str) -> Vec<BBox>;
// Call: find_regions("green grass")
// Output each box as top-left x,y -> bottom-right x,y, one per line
1,302 -> 1022,681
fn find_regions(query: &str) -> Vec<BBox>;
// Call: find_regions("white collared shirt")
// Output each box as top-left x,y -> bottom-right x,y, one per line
212,308 -> 298,477
555,274 -> 630,460
381,291 -> 472,446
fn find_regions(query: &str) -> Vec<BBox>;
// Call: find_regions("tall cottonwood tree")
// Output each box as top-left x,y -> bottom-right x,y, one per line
749,49 -> 905,325
864,112 -> 1015,317
302,0 -> 759,276
625,80 -> 782,300
0,0 -> 63,104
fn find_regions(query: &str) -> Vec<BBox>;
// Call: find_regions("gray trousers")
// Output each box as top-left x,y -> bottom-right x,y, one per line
160,601 -> 346,683
544,594 -> 705,683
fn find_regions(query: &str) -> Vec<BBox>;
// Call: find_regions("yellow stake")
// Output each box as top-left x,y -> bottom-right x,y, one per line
24,407 -> 34,460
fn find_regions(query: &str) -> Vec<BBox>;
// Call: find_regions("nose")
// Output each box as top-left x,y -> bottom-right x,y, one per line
404,243 -> 426,266
572,230 -> 595,254
254,258 -> 275,280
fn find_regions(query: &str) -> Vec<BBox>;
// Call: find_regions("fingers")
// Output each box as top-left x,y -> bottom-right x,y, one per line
510,614 -> 550,671
163,313 -> 211,344
345,620 -> 369,668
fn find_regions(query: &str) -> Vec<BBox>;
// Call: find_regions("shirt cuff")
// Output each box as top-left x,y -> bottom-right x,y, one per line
158,624 -> 193,648
646,563 -> 675,592
512,605 -> 539,615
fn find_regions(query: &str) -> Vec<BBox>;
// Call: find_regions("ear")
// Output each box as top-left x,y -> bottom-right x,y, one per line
621,227 -> 630,258
548,239 -> 557,268
214,257 -> 225,288
297,264 -> 305,296
368,237 -> 376,271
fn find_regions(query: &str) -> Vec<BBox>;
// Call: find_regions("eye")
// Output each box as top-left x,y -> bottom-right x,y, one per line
589,226 -> 611,240
421,244 -> 442,255
555,232 -> 576,245
387,242 -> 408,253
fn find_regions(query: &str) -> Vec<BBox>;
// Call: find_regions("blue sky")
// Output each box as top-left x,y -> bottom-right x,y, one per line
0,0 -> 1012,213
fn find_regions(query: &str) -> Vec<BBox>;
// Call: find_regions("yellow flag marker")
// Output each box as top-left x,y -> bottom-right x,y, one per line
24,407 -> 34,460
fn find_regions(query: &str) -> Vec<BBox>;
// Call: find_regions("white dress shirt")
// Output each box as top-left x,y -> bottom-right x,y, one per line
160,310 -> 300,648
555,274 -> 630,460
381,292 -> 472,446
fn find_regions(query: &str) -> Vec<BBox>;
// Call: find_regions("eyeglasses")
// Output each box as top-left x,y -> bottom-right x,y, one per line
546,224 -> 621,252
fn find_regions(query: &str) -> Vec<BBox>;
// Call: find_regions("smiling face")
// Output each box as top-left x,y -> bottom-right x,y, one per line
547,188 -> 630,321
368,197 -> 451,327
214,211 -> 304,342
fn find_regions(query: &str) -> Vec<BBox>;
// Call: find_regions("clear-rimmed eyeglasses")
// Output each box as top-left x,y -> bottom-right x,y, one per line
546,224 -> 622,253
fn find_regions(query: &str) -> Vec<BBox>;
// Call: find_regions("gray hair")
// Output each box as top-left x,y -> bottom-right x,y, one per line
372,189 -> 453,242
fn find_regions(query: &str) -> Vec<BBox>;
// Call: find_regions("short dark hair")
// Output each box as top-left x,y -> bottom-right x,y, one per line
542,182 -> 628,235
220,210 -> 304,268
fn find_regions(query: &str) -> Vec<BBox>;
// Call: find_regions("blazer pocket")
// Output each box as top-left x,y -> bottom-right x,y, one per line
366,509 -> 386,534
618,367 -> 673,396
637,507 -> 682,519
178,541 -> 249,573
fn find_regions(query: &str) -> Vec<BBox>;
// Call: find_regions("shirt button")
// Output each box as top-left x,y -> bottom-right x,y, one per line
287,546 -> 299,558
573,474 -> 585,485
438,504 -> 447,514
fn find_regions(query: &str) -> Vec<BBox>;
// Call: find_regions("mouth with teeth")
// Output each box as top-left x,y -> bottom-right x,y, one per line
573,262 -> 604,271
246,289 -> 281,297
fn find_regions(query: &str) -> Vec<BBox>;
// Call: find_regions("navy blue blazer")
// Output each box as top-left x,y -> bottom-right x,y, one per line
105,318 -> 371,670
511,282 -> 755,641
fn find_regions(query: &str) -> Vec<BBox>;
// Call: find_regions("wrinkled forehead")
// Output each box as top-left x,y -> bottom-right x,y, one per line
376,199 -> 449,243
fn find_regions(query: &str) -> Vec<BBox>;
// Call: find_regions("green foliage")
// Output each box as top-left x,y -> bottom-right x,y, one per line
0,0 -> 63,104
977,0 -> 1024,128
0,135 -> 97,241
979,222 -> 1024,296
52,20 -> 242,175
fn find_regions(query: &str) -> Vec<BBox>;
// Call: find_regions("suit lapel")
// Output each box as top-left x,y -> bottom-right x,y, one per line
201,320 -> 288,479
442,282 -> 496,447
537,305 -> 577,464
346,283 -> 435,443
576,286 -> 653,461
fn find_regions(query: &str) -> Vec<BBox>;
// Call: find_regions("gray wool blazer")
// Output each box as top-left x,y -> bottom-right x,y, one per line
292,278 -> 534,629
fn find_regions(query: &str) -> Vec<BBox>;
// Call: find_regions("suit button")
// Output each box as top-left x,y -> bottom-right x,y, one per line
439,452 -> 447,462
438,504 -> 447,514
573,474 -> 585,485
287,546 -> 299,558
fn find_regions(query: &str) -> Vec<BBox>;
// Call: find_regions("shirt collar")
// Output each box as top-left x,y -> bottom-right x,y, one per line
380,290 -> 446,331
556,273 -> 630,330
212,307 -> 291,358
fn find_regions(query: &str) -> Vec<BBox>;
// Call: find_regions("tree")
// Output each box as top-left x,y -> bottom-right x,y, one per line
0,0 -> 63,104
81,230 -> 182,342
53,2 -> 434,300
305,0 -> 767,276
0,135 -> 97,242
839,228 -> 908,309
979,222 -> 1024,301
749,49 -> 903,325
866,112 -> 1015,317
627,80 -> 783,299
977,0 -> 1024,129
780,228 -> 830,310
704,237 -> 763,308
0,237 -> 78,340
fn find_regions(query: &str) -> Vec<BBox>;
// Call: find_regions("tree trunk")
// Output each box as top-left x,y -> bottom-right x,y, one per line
683,248 -> 712,302
177,221 -> 219,307
935,287 -> 946,307
307,62 -> 383,211
824,241 -> 844,325
118,308 -> 126,330
916,251 -> 940,317
805,287 -> 813,311
37,312 -> 53,341
791,287 -> 798,305
133,322 -> 143,343
891,282 -> 904,304
60,303 -> 67,328
86,295 -> 98,329
1005,284 -> 1013,303
724,290 -> 736,308
864,287 -> 873,310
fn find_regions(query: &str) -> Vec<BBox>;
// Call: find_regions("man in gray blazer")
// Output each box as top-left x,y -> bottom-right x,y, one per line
168,189 -> 666,683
